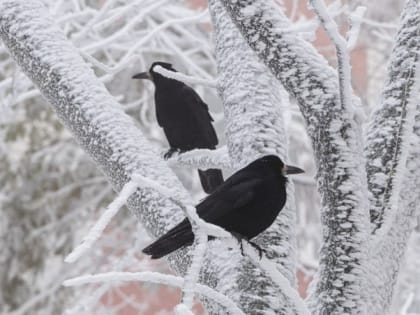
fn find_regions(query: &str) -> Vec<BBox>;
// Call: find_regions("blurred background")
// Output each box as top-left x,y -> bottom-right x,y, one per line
0,0 -> 419,314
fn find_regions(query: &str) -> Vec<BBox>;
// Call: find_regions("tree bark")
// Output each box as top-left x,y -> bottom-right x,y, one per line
218,0 -> 370,314
208,0 -> 298,313
364,1 -> 420,313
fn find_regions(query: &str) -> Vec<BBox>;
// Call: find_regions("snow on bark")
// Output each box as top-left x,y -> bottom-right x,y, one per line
0,1 -> 275,314
219,0 -> 370,314
166,146 -> 232,170
208,1 -> 301,314
209,0 -> 296,276
364,1 -> 420,312
365,125 -> 420,314
365,0 -> 420,233
241,242 -> 310,315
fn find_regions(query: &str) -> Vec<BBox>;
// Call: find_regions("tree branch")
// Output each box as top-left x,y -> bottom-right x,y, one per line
364,1 -> 420,312
208,0 -> 297,279
365,0 -> 420,233
218,0 -> 370,313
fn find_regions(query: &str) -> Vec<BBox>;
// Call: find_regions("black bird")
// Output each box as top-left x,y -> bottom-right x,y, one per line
142,155 -> 304,259
133,62 -> 224,194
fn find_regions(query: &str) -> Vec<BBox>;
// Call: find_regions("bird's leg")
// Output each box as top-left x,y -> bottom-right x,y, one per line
230,232 -> 246,255
163,147 -> 180,160
230,232 -> 265,259
248,240 -> 266,259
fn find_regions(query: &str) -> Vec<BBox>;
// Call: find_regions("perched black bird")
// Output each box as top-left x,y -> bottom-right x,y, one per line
142,155 -> 304,259
133,62 -> 224,194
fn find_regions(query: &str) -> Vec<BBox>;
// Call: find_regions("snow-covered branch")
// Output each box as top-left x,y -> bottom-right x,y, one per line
363,1 -> 420,313
217,0 -> 370,313
208,0 -> 302,313
240,242 -> 310,315
347,6 -> 367,50
63,271 -> 245,315
166,146 -> 232,170
309,0 -> 354,117
64,178 -> 140,263
365,0 -> 420,233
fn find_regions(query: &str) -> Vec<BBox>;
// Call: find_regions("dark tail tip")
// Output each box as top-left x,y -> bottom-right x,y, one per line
142,249 -> 163,259
142,245 -> 166,260
142,232 -> 194,259
198,169 -> 224,194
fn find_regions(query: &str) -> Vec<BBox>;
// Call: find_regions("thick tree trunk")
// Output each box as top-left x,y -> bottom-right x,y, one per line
364,1 -> 420,313
218,0 -> 370,313
209,0 -> 298,312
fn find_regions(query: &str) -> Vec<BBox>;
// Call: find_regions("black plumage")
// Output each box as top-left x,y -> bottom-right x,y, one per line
142,155 -> 304,259
133,62 -> 224,194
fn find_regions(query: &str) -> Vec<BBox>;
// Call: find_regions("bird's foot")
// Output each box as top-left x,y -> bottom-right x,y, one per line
230,232 -> 246,255
164,148 -> 180,160
230,232 -> 265,259
248,240 -> 266,259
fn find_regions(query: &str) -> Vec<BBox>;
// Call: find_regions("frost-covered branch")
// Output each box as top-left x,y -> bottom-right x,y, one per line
347,6 -> 367,50
63,271 -> 245,315
363,1 -> 420,313
365,0 -> 420,233
65,178 -> 140,263
208,0 -> 302,313
217,0 -> 370,313
166,146 -> 232,170
80,7 -> 211,74
309,0 -> 354,117
241,242 -> 310,315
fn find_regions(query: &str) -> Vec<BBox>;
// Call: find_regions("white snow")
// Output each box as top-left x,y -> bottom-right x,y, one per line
153,65 -> 217,88
63,271 -> 245,315
65,177 -> 139,263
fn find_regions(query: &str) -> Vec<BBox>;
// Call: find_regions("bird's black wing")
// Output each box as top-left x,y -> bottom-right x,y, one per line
150,172 -> 260,240
142,170 -> 261,258
196,171 -> 262,223
181,86 -> 218,147
181,85 -> 212,118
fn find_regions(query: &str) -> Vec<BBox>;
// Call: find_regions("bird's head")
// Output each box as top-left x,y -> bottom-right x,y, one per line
257,155 -> 304,177
132,61 -> 176,82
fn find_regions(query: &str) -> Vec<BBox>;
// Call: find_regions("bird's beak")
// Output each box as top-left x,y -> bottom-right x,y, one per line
284,164 -> 305,175
132,72 -> 152,80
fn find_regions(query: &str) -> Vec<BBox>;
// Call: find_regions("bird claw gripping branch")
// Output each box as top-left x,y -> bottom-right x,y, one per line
164,147 -> 181,160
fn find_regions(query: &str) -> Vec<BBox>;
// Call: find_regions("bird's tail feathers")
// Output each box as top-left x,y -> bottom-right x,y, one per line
142,220 -> 193,259
198,169 -> 224,194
